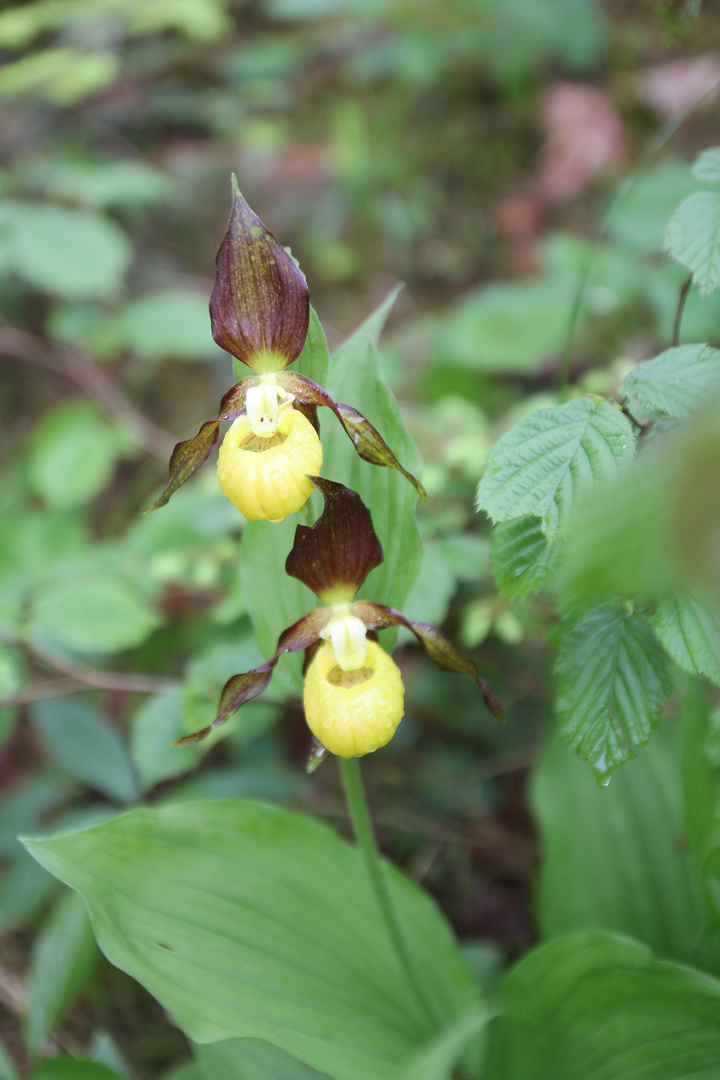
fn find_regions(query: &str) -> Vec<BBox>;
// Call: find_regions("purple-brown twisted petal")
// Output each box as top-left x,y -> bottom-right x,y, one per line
210,178 -> 309,372
285,478 -> 384,601
145,379 -> 255,512
175,607 -> 331,746
279,371 -> 427,500
352,600 -> 504,723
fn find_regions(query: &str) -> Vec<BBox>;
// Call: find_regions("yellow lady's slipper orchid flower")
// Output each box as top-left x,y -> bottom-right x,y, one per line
303,640 -> 404,758
146,180 -> 424,518
217,406 -> 322,522
175,479 -> 503,761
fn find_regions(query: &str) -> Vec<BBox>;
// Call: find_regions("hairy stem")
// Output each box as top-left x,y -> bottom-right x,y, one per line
339,756 -> 440,1024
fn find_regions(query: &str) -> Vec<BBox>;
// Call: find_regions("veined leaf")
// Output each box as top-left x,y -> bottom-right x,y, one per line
665,190 -> 720,297
620,345 -> 720,421
556,603 -> 671,778
490,516 -> 560,600
195,1040 -> 331,1079
485,931 -> 720,1080
533,725 -> 706,964
23,800 -> 482,1080
651,591 -> 720,687
477,398 -> 634,539
322,288 -> 424,612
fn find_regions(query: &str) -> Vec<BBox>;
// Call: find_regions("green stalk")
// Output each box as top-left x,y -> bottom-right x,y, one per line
339,756 -> 440,1025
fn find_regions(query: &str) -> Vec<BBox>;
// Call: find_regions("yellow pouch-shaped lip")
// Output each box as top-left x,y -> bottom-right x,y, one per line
303,640 -> 404,758
217,407 -> 323,522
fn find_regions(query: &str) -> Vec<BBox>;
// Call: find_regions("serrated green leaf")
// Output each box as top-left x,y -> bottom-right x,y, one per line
31,699 -> 140,804
556,604 -> 671,778
477,398 -> 634,539
652,591 -> 720,686
195,1039 -> 331,1079
533,725 -> 706,964
29,575 -> 160,654
23,800 -> 482,1080
322,288 -> 424,612
485,931 -> 720,1080
665,190 -> 720,297
693,148 -> 720,184
25,889 -> 97,1055
490,516 -> 560,600
610,160 -> 696,254
619,344 -> 720,420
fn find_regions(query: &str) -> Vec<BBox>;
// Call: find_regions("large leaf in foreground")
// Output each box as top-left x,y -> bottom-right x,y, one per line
485,931 -> 720,1080
619,345 -> 720,421
23,800 -> 481,1080
651,591 -> 720,687
477,398 -> 634,538
556,603 -> 671,778
195,1039 -> 331,1079
532,726 -> 706,964
490,516 -> 560,600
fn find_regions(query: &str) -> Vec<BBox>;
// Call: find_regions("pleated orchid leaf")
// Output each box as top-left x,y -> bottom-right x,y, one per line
279,371 -> 426,499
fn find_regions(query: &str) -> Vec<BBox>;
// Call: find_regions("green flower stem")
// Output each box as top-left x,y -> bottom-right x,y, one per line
339,756 -> 440,1025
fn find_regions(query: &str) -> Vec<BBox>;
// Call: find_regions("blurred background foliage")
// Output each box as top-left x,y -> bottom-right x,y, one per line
1,0 -> 720,1076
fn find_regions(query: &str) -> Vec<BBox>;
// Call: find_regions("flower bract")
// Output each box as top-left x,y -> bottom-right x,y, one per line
175,478 -> 502,759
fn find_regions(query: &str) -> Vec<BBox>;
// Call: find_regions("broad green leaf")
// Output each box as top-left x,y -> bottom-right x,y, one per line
0,775 -> 73,858
439,276 -> 576,375
30,1061 -> 124,1080
490,516 -> 560,600
477,398 -> 634,539
195,1039 -> 331,1079
113,291 -> 221,362
29,575 -> 160,654
533,724 -> 706,963
27,400 -> 125,509
31,699 -> 140,804
23,800 -> 482,1080
25,889 -> 97,1055
322,288 -> 424,612
162,1065 -> 201,1080
0,645 -> 26,700
240,517 -> 315,696
619,345 -> 720,421
665,190 -> 720,297
0,201 -> 130,299
40,160 -> 173,210
651,591 -> 720,686
556,603 -> 671,778
485,931 -> 720,1080
294,304 -> 330,386
694,148 -> 720,184
131,691 -> 200,791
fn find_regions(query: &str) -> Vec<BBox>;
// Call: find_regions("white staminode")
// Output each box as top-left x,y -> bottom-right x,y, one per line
246,377 -> 294,438
321,607 -> 368,671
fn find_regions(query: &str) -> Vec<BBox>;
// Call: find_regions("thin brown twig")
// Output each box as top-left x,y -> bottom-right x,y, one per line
2,650 -> 180,708
672,272 -> 694,347
0,326 -> 174,460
